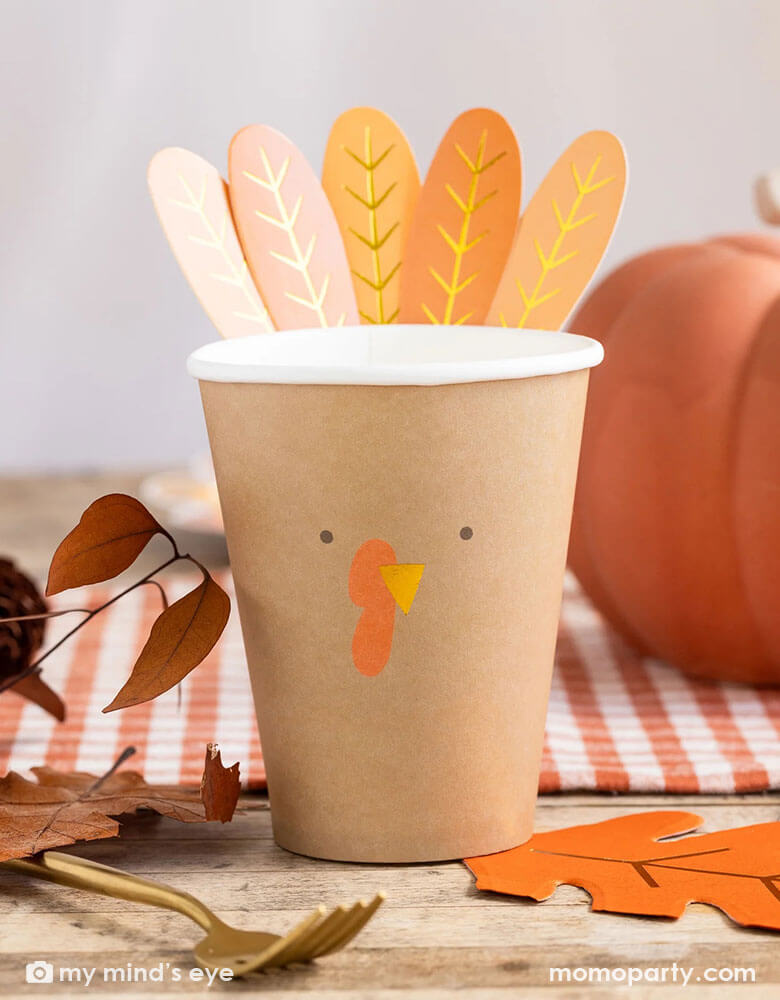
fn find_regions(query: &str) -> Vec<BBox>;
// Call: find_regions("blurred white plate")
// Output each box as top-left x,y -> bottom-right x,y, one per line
139,454 -> 223,536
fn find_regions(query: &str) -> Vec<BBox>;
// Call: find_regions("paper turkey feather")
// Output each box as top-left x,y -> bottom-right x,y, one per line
399,109 -> 522,325
147,148 -> 273,338
322,107 -> 420,325
487,131 -> 627,330
229,125 -> 359,330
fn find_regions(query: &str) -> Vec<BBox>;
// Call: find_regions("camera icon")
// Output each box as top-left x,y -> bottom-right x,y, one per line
25,961 -> 54,984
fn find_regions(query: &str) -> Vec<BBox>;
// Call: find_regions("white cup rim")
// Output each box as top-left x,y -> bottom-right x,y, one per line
187,324 -> 603,387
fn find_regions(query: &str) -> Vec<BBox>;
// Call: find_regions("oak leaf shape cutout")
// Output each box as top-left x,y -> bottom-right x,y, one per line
466,810 -> 780,932
0,754 -> 219,862
200,743 -> 241,823
46,494 -> 165,596
103,574 -> 230,712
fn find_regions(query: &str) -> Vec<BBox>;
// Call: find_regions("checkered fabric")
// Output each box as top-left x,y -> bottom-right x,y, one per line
2,572 -> 779,793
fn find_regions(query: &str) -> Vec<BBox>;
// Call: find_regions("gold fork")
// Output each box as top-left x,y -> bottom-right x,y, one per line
4,852 -> 384,976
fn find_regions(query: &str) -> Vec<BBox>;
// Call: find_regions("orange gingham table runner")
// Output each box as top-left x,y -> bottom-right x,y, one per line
2,571 -> 780,793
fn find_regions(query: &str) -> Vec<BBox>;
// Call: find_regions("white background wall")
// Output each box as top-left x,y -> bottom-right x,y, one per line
2,0 -> 779,472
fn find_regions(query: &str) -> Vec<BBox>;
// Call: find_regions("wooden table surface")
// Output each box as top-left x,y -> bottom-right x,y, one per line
1,473 -> 778,997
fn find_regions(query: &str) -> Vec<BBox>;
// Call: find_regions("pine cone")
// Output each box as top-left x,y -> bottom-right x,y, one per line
0,558 -> 64,720
0,558 -> 47,681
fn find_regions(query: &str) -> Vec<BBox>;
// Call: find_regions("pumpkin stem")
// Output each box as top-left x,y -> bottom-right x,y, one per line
755,172 -> 780,225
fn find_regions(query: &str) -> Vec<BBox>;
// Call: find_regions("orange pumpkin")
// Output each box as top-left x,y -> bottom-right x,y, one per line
568,234 -> 780,684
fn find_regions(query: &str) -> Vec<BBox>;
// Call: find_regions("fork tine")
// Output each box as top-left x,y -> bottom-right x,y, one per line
298,903 -> 363,961
261,906 -> 332,969
313,893 -> 385,958
309,901 -> 369,959
239,906 -> 326,974
285,904 -> 349,962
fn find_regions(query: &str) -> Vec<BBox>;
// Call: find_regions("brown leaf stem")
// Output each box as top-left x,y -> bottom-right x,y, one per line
85,746 -> 137,796
0,608 -> 93,623
0,554 -> 185,697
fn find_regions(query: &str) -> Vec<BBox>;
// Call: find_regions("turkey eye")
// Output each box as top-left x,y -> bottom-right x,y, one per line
460,526 -> 473,540
319,530 -> 334,544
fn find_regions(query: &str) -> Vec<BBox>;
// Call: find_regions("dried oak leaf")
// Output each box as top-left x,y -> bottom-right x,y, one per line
103,573 -> 230,712
47,494 -> 164,596
200,743 -> 240,822
0,761 -> 209,862
466,810 -> 780,932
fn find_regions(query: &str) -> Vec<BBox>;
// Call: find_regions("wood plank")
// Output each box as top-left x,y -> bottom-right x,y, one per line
0,894 -> 772,952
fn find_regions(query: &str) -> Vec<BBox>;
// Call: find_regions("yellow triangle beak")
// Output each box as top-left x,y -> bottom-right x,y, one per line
379,563 -> 425,615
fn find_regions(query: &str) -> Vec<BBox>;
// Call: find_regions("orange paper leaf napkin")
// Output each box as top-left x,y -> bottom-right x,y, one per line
466,810 -> 780,932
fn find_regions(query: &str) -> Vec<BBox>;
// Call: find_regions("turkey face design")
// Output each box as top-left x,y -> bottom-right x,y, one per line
318,530 -> 473,677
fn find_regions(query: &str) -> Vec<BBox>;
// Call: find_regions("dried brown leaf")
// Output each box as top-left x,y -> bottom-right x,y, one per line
200,743 -> 240,823
103,574 -> 230,713
0,758 -> 209,861
9,673 -> 65,722
46,494 -> 164,596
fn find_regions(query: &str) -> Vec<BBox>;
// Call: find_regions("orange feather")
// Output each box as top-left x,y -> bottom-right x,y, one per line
487,131 -> 627,330
399,109 -> 522,326
322,107 -> 420,325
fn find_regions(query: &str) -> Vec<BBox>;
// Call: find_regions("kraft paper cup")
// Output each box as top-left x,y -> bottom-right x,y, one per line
188,325 -> 603,863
